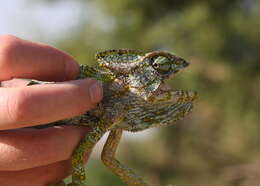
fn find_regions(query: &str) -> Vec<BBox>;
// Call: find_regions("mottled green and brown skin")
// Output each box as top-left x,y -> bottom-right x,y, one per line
29,49 -> 197,186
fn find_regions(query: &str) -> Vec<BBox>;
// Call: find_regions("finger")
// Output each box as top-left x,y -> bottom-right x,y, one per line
0,160 -> 72,186
0,35 -> 79,81
1,78 -> 32,87
0,79 -> 103,130
0,125 -> 91,171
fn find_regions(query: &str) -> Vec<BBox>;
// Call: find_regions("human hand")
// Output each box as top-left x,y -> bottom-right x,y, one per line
0,35 -> 103,186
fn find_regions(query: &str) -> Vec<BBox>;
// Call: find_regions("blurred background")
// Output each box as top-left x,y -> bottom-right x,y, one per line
1,0 -> 260,185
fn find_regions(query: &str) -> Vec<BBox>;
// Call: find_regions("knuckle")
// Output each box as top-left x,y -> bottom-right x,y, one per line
6,89 -> 33,124
0,34 -> 21,67
0,34 -> 19,45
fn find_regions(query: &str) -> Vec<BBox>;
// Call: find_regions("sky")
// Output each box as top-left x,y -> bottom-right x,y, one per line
0,0 -> 84,43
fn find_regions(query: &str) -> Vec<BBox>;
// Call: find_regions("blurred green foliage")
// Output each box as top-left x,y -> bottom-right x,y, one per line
42,0 -> 260,185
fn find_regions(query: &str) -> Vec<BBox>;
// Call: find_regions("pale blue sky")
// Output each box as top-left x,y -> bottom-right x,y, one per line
0,0 -> 85,43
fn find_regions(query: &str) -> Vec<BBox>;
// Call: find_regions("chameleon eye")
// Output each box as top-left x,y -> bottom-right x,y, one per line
152,56 -> 171,74
152,62 -> 159,68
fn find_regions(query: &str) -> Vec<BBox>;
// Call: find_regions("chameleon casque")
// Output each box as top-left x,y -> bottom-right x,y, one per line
28,49 -> 197,186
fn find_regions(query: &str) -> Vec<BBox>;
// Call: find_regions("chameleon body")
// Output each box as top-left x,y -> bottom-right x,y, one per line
29,49 -> 197,186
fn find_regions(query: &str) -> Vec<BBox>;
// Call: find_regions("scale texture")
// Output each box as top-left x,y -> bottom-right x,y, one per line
29,49 -> 197,186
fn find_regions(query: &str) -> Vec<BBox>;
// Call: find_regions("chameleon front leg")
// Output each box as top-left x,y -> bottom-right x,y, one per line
70,125 -> 107,186
101,129 -> 148,186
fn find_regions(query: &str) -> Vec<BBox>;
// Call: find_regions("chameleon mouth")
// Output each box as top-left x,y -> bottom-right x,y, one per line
154,82 -> 198,104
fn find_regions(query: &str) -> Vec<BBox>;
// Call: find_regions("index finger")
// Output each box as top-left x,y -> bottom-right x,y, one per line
0,35 -> 79,81
0,79 -> 103,130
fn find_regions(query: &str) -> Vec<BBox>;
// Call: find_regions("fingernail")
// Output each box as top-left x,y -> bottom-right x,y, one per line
89,81 -> 103,103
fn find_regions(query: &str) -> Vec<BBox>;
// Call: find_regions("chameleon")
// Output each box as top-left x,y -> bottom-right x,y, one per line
27,49 -> 197,186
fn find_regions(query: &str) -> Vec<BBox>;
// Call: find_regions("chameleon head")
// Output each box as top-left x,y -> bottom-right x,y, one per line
95,50 -> 197,132
147,51 -> 189,77
129,51 -> 190,100
95,49 -> 191,100
122,52 -> 197,131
